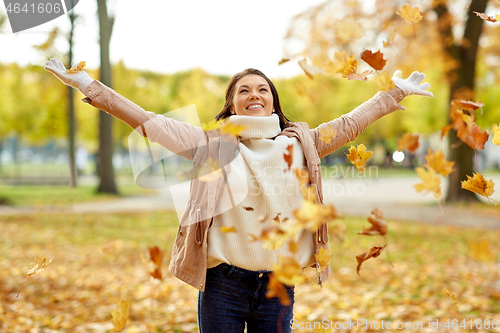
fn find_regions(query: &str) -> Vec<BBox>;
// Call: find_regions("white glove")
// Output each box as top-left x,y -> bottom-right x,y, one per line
392,70 -> 433,98
44,58 -> 94,93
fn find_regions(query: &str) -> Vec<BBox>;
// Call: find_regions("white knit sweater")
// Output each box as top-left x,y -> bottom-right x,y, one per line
206,114 -> 315,271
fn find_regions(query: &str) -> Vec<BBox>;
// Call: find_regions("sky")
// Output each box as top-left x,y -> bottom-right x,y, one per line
0,0 -> 328,79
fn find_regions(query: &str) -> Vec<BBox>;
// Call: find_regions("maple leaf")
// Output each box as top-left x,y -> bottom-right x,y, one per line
473,11 -> 498,22
445,289 -> 460,308
283,144 -> 293,171
66,61 -> 86,73
318,124 -> 337,144
294,200 -> 342,232
249,221 -> 299,251
361,50 -> 387,71
17,257 -> 52,297
358,208 -> 387,236
383,28 -> 396,48
414,166 -> 443,199
493,124 -> 500,145
298,58 -> 325,79
219,120 -> 248,136
397,5 -> 423,24
111,298 -> 130,332
397,133 -> 419,153
148,246 -> 164,281
375,71 -> 396,91
469,237 -> 495,262
461,173 -> 495,198
220,226 -> 236,233
346,144 -> 373,172
272,255 -> 306,285
356,245 -> 386,275
324,52 -> 357,77
278,58 -> 291,65
451,99 -> 484,111
424,148 -> 455,177
457,123 -> 489,151
314,247 -> 330,273
345,70 -> 373,82
266,273 -> 291,306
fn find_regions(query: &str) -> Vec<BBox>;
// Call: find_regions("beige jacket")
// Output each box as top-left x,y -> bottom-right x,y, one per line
81,80 -> 403,291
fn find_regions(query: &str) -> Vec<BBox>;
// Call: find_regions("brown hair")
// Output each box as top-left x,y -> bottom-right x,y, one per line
215,68 -> 290,130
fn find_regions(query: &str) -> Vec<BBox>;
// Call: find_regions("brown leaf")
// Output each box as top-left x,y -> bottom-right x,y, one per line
284,144 -> 293,170
278,58 -> 291,65
457,123 -> 489,150
266,273 -> 291,306
243,206 -> 254,211
361,50 -> 387,71
441,124 -> 452,139
358,208 -> 387,236
473,11 -> 498,23
451,99 -> 484,111
356,245 -> 387,275
148,246 -> 164,281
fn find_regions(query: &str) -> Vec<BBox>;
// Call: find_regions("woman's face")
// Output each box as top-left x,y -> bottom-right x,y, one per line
232,74 -> 274,117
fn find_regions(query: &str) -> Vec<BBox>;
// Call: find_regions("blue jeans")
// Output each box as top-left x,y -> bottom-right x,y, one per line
197,263 -> 295,333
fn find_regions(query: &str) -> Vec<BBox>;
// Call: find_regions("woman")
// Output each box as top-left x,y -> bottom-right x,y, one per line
45,58 -> 432,333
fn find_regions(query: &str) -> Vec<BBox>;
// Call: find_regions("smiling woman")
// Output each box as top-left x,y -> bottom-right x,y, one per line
44,58 -> 433,333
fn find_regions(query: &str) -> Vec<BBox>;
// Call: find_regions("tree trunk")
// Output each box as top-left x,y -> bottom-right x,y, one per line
96,0 -> 117,194
434,0 -> 487,202
67,10 -> 77,188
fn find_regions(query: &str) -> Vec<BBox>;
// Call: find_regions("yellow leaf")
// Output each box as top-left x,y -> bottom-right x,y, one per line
318,124 -> 337,144
220,226 -> 236,233
266,273 -> 291,306
219,120 -> 248,136
201,119 -> 220,132
324,52 -> 357,78
111,298 -> 130,332
272,255 -> 306,285
424,148 -> 455,177
469,237 -> 495,262
66,61 -> 86,73
27,257 -> 52,276
492,123 -> 500,145
294,200 -> 342,232
445,289 -> 459,308
461,173 -> 495,198
397,5 -> 423,24
314,247 -> 330,273
345,70 -> 373,82
375,71 -> 396,92
414,166 -> 443,199
346,144 -> 373,172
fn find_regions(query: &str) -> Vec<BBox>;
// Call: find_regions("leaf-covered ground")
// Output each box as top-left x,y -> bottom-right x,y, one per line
1,210 -> 499,332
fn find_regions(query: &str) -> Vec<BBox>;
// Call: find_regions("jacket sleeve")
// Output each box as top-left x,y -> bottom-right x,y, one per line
311,89 -> 404,159
81,80 -> 206,161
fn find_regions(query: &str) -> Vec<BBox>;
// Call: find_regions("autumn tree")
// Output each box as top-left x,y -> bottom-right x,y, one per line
284,0 -> 499,202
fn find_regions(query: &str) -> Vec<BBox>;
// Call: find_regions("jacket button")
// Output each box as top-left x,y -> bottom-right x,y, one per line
180,231 -> 183,236
200,284 -> 203,288
318,236 -> 322,242
258,273 -> 263,278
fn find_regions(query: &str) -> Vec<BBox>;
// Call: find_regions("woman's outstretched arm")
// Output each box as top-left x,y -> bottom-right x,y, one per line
312,70 -> 433,159
44,58 -> 205,161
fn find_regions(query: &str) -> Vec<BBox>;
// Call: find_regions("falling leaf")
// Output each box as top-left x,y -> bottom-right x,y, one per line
414,166 -> 443,199
469,237 -> 495,262
284,144 -> 293,170
294,200 -> 342,232
324,52 -> 357,77
457,124 -> 489,150
493,124 -> 500,145
356,245 -> 387,275
318,124 -> 337,144
266,273 -> 291,306
446,289 -> 460,308
451,99 -> 484,111
298,58 -> 325,79
397,133 -> 419,153
358,208 -> 387,236
220,120 -> 248,136
111,298 -> 130,332
148,246 -> 164,281
272,255 -> 306,285
346,144 -> 373,172
361,50 -> 387,71
243,206 -> 254,211
383,28 -> 396,47
461,173 -> 495,198
249,221 -> 299,251
397,5 -> 423,24
375,71 -> 396,91
294,167 -> 317,202
273,213 -> 281,223
473,11 -> 498,22
315,247 -> 330,273
278,58 -> 291,65
424,149 -> 455,177
345,70 -> 374,82
441,124 -> 453,139
26,257 -> 52,276
201,119 -> 220,132
220,226 -> 236,233
288,240 -> 298,254
66,61 -> 86,73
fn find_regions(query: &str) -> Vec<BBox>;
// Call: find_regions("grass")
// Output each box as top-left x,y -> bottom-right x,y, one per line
1,210 -> 499,332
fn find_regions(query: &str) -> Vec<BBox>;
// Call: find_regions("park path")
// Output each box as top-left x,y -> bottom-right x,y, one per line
1,175 -> 499,230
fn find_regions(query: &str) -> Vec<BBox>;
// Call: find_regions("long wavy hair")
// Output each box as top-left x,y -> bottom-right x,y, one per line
215,68 -> 290,130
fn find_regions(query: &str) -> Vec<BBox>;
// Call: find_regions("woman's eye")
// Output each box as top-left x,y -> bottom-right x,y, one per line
260,88 -> 268,92
240,89 -> 248,93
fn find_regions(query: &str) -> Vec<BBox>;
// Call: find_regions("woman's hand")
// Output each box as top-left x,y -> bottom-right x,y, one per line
392,70 -> 433,98
44,58 -> 94,93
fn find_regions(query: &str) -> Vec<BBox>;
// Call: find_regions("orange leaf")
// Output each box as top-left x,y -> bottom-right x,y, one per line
457,124 -> 489,150
148,246 -> 164,281
461,173 -> 495,198
324,52 -> 357,77
356,245 -> 386,275
493,124 -> 500,145
397,133 -> 419,153
345,70 -> 374,82
397,5 -> 423,24
293,167 -> 317,202
441,124 -> 452,139
414,166 -> 443,199
346,144 -> 373,172
451,99 -> 484,111
111,298 -> 130,332
361,50 -> 387,71
266,273 -> 291,306
358,208 -> 387,236
424,148 -> 455,177
473,11 -> 498,23
284,145 -> 293,170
